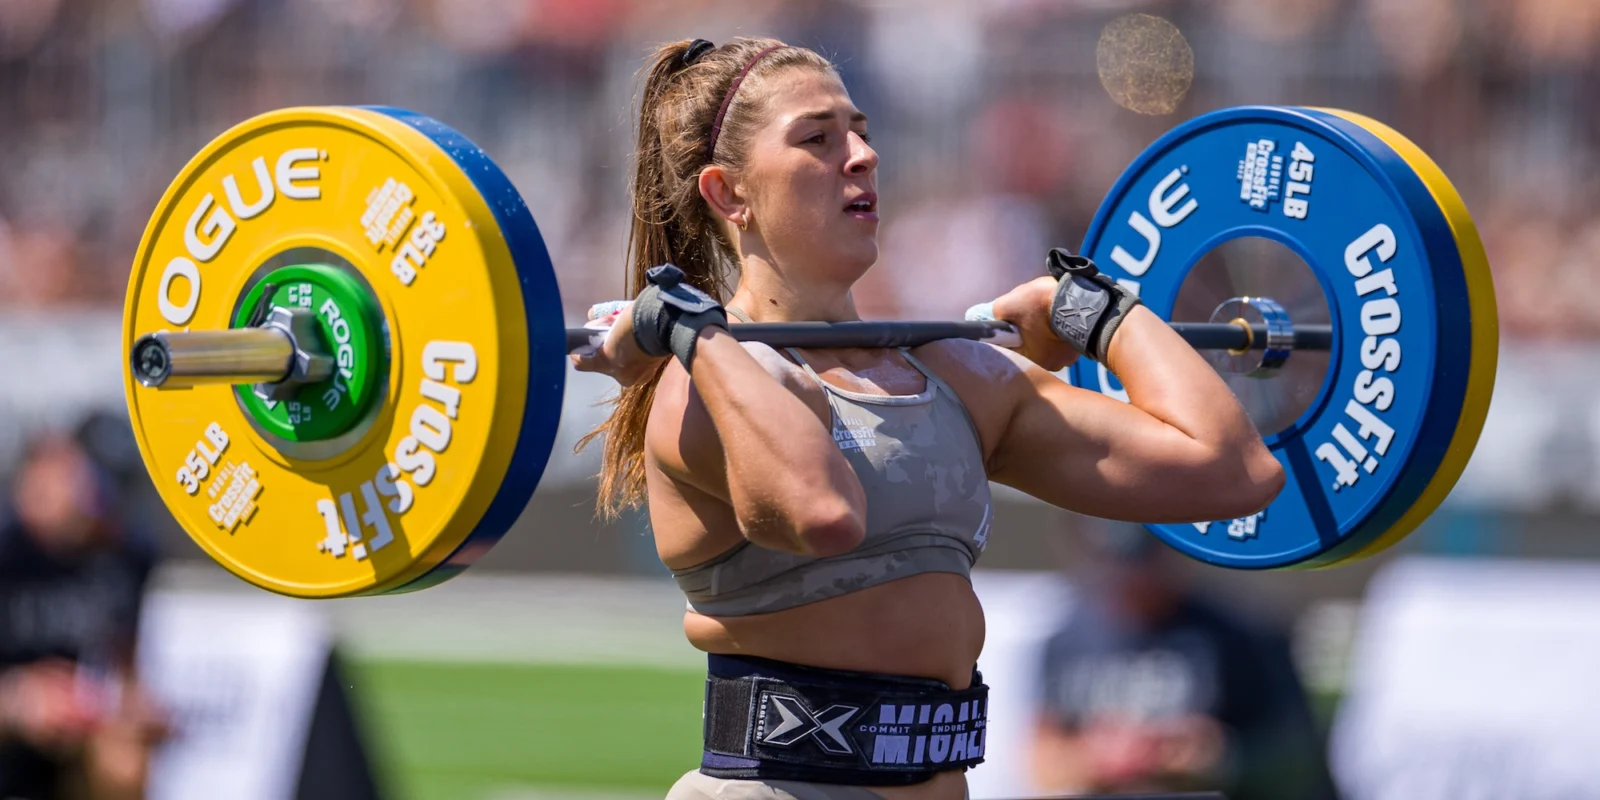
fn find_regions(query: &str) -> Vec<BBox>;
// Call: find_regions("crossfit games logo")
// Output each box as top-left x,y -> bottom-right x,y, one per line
833,416 -> 877,452
1237,138 -> 1284,212
757,692 -> 860,755
362,177 -> 417,250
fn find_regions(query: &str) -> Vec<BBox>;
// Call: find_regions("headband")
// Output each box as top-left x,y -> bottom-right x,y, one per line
706,44 -> 783,164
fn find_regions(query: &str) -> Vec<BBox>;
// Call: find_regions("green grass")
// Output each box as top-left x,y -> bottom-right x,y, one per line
348,660 -> 705,800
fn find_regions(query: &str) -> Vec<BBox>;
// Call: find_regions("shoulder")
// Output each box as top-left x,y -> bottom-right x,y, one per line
734,341 -> 819,395
908,339 -> 1035,452
912,338 -> 1034,383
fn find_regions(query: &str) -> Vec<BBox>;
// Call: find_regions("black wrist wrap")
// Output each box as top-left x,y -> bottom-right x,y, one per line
632,263 -> 728,368
1046,247 -> 1141,363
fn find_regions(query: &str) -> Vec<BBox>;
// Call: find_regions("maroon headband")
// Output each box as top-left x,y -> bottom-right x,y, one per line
706,45 -> 783,163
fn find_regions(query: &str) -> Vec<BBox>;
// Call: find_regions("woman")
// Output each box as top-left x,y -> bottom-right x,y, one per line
574,36 -> 1284,800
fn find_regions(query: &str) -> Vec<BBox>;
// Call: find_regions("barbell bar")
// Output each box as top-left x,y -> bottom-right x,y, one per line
133,316 -> 1336,391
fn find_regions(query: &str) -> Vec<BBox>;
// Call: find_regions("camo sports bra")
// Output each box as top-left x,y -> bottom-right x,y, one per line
669,327 -> 993,617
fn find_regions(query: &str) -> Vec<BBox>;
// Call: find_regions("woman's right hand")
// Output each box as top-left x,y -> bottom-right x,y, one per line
570,302 -> 670,386
989,276 -> 1083,372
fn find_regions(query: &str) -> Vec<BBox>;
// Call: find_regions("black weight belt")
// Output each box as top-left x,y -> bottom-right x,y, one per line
699,654 -> 988,786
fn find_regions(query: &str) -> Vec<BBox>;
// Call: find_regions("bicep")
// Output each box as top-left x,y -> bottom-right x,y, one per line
989,363 -> 1238,521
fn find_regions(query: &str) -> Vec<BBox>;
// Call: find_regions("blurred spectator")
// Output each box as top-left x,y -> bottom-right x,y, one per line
1028,523 -> 1339,800
0,426 -> 168,800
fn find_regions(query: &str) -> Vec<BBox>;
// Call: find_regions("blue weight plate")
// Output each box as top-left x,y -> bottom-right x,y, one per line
1069,106 -> 1472,569
363,107 -> 566,593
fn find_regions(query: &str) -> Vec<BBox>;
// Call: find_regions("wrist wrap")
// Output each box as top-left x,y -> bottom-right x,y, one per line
1046,247 -> 1141,363
632,263 -> 728,368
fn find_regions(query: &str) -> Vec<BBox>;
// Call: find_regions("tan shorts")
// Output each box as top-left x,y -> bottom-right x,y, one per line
663,770 -> 889,800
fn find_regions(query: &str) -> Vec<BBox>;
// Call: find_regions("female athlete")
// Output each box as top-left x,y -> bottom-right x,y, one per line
573,36 -> 1284,800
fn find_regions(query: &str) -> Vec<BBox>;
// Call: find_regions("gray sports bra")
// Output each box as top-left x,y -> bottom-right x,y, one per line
669,323 -> 994,617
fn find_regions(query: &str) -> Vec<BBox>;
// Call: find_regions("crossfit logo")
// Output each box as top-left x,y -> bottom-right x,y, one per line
1238,138 -> 1316,220
1237,138 -> 1284,211
207,460 -> 262,533
757,693 -> 859,755
1314,223 -> 1402,492
834,416 -> 877,452
362,178 -> 416,250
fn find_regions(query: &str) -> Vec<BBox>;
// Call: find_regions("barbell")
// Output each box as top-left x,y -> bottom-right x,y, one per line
121,105 -> 1495,598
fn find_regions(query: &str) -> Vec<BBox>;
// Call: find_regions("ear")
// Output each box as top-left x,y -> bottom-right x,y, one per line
697,165 -> 747,229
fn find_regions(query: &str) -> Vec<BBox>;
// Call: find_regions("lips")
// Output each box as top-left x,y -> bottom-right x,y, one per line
844,192 -> 878,216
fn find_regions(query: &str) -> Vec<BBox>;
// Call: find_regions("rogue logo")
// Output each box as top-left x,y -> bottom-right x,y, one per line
155,147 -> 324,327
757,693 -> 860,755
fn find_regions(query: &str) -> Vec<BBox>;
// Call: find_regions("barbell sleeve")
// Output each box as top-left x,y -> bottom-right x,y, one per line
132,329 -> 298,388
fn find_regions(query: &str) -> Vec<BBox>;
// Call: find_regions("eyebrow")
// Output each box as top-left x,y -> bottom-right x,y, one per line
794,110 -> 869,124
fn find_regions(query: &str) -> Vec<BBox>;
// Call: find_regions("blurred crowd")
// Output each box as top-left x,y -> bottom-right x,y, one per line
0,0 -> 1596,338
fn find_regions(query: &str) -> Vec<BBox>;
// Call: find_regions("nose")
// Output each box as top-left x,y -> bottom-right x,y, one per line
845,131 -> 877,176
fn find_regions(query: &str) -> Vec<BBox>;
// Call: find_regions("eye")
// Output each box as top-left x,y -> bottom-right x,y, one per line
856,131 -> 873,144
805,132 -> 827,145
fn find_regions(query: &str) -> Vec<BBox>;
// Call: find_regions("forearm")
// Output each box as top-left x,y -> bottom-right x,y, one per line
1104,307 -> 1277,480
689,330 -> 866,555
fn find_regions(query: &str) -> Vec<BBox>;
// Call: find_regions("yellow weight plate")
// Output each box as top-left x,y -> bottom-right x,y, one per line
1316,108 -> 1498,563
122,106 -> 536,598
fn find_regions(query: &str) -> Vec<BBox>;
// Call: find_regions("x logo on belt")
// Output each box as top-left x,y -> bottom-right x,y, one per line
757,692 -> 861,755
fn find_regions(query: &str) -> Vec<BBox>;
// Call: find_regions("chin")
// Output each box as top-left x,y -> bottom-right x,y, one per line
833,252 -> 878,285
832,239 -> 879,275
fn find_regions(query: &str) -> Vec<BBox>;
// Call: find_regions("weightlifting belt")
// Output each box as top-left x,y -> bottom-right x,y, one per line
699,654 -> 988,786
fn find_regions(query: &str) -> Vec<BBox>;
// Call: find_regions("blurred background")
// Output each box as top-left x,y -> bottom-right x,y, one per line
2,0 -> 1599,798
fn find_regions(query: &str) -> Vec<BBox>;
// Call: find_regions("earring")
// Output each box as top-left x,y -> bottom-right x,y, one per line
738,214 -> 749,232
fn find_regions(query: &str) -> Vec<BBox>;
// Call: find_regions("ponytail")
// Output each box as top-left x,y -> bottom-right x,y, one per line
579,37 -> 835,518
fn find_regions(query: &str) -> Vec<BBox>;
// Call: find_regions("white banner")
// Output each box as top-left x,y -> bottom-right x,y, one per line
1331,557 -> 1600,800
137,591 -> 331,800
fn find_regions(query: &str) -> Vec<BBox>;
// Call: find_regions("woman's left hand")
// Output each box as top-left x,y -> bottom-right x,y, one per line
989,276 -> 1081,372
570,302 -> 670,386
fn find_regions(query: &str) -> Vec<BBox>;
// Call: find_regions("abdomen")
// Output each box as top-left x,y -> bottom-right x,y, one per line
683,571 -> 985,690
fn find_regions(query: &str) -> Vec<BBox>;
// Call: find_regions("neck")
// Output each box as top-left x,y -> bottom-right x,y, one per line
728,252 -> 860,323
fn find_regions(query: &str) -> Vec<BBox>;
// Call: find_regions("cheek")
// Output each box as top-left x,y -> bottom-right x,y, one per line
760,162 -> 835,229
